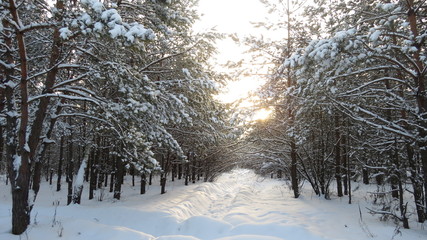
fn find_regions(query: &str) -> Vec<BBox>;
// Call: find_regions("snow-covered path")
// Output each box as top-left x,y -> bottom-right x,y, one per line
1,169 -> 426,240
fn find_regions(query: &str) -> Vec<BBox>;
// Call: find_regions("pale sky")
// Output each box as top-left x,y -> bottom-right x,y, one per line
194,0 -> 271,104
194,0 -> 267,32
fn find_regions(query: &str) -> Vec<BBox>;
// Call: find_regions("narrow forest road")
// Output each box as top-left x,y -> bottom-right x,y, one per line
127,169 -> 327,240
136,169 -> 383,240
2,169 -> 425,240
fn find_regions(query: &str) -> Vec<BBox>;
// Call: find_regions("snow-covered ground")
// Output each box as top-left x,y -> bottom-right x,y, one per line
1,169 -> 426,240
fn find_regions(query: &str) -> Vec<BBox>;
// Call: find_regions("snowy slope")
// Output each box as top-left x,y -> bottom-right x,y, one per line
0,169 -> 426,240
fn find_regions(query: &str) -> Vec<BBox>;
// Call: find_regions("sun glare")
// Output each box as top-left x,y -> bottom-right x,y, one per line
252,108 -> 273,121
216,77 -> 262,103
195,0 -> 279,121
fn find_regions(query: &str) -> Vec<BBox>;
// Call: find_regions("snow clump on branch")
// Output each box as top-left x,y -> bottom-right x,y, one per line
59,0 -> 155,43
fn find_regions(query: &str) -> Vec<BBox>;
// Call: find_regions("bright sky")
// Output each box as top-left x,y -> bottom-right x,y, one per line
194,0 -> 269,103
195,0 -> 267,35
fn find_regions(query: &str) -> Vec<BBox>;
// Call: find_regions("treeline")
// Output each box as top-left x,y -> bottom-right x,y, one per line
241,0 -> 427,229
0,0 -> 235,235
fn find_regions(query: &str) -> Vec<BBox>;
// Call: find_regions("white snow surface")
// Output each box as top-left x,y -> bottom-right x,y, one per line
1,169 -> 426,240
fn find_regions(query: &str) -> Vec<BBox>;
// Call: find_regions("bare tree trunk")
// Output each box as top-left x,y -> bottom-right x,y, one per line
140,173 -> 146,194
285,0 -> 299,199
160,177 -> 167,194
109,172 -> 115,193
113,153 -> 124,200
97,140 -> 104,189
391,139 -> 409,228
160,153 -> 170,194
347,134 -> 352,204
0,80 -> 4,175
185,161 -> 190,186
178,163 -> 182,180
171,163 -> 176,182
89,144 -> 98,200
49,168 -> 53,185
192,156 -> 196,184
362,167 -> 369,184
407,143 -> 425,222
4,2 -> 31,233
26,0 -> 65,217
57,136 -> 64,192
104,173 -> 108,187
342,135 -> 348,195
73,145 -> 91,204
66,132 -> 74,205
399,180 -> 409,229
31,102 -> 63,200
131,166 -> 135,187
383,78 -> 399,199
0,127 -> 3,175
45,152 -> 50,182
334,115 -> 343,197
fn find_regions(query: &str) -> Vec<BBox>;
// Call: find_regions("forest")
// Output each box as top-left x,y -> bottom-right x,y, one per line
0,0 -> 426,238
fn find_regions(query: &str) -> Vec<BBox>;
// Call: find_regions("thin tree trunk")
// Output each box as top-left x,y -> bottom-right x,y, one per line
31,101 -> 63,200
185,161 -> 190,186
104,141 -> 110,188
160,177 -> 167,194
45,152 -> 50,182
161,153 -> 170,194
192,157 -> 196,184
140,173 -> 146,194
398,175 -> 409,228
320,135 -> 326,195
392,139 -> 409,228
89,146 -> 98,200
109,173 -> 115,193
347,139 -> 352,204
334,115 -> 343,197
382,77 -> 399,199
342,135 -> 348,195
49,169 -> 53,185
0,86 -> 4,175
172,163 -> 176,182
285,0 -> 299,199
97,140 -> 104,189
57,136 -> 64,192
66,133 -> 74,205
104,172 -> 108,188
113,153 -> 124,200
362,167 -> 369,184
178,163 -> 182,180
73,145 -> 91,204
131,166 -> 135,187
407,143 -> 425,222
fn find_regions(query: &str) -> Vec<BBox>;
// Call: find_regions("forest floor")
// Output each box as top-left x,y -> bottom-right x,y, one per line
1,169 -> 426,240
